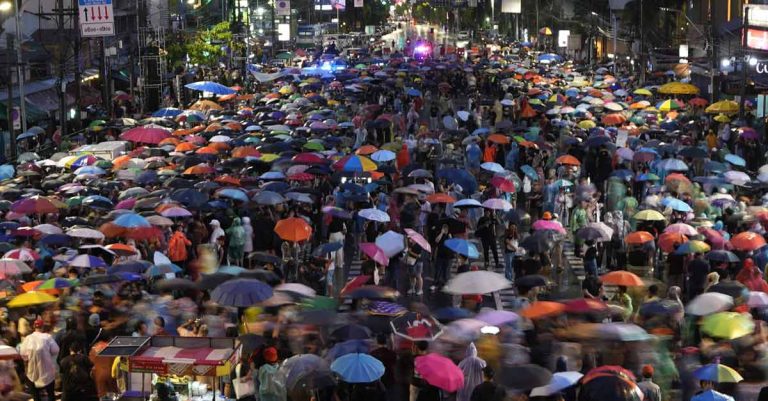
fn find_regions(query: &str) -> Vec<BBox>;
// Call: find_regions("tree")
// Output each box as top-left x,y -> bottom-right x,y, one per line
186,21 -> 241,66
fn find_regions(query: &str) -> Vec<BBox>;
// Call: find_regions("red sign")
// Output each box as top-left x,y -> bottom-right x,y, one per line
130,358 -> 169,374
747,28 -> 768,51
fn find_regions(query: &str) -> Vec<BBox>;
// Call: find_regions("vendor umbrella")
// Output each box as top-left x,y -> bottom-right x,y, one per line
210,278 -> 273,307
414,353 -> 464,392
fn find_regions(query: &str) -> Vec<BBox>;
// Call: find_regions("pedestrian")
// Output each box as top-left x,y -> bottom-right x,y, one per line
257,347 -> 285,401
637,364 -> 661,401
168,224 -> 192,265
19,319 -> 59,401
226,217 -> 247,266
503,223 -> 519,282
241,217 -> 254,268
476,209 -> 500,270
470,366 -> 504,401
59,343 -> 98,401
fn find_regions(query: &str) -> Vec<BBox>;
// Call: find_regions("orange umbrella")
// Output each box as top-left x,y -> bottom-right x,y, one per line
215,175 -> 241,186
520,301 -> 566,319
665,173 -> 691,185
175,142 -> 198,152
487,134 -> 511,144
658,232 -> 689,253
519,141 -> 539,149
520,105 -> 538,118
111,155 -> 133,170
159,137 -> 181,146
555,155 -> 581,166
172,128 -> 191,137
625,231 -> 654,245
183,164 -> 215,175
196,146 -> 219,155
356,145 -> 379,155
205,123 -> 223,132
731,232 -> 767,251
189,125 -> 205,133
218,94 -> 236,101
275,217 -> 313,242
237,94 -> 255,101
426,193 -> 456,204
105,243 -> 138,257
602,113 -> 627,126
600,270 -> 645,286
209,142 -> 230,151
21,281 -> 59,295
232,146 -> 261,158
225,122 -> 243,131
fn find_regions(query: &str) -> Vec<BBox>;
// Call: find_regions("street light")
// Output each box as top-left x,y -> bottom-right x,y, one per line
0,2 -> 11,12
749,56 -> 758,66
722,58 -> 731,68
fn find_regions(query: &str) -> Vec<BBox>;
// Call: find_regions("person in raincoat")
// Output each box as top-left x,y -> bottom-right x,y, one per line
209,220 -> 225,244
242,217 -> 254,268
570,199 -> 589,257
257,347 -> 285,401
736,258 -> 768,292
457,343 -> 486,401
226,217 -> 247,266
168,225 -> 192,265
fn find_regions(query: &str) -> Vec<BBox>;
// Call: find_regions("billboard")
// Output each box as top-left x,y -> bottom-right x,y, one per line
747,28 -> 768,51
557,30 -> 570,48
747,4 -> 768,28
331,0 -> 345,10
501,0 -> 520,13
314,0 -> 344,11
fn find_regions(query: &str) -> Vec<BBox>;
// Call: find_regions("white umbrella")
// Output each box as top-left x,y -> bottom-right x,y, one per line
66,227 -> 105,240
359,208 -> 390,222
276,283 -> 317,298
33,224 -> 63,235
375,231 -> 405,257
530,372 -> 584,397
443,271 -> 512,295
723,171 -> 751,185
686,292 -> 734,316
0,259 -> 31,276
748,291 -> 768,308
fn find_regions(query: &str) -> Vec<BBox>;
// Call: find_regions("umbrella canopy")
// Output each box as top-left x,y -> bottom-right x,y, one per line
414,353 -> 464,392
443,270 -> 512,295
693,363 -> 743,383
7,291 -> 57,308
701,312 -> 755,339
499,364 -> 553,391
686,293 -> 734,316
330,353 -> 385,383
274,217 -> 313,242
185,81 -> 237,95
443,238 -> 480,258
210,278 -> 273,307
600,270 -> 645,286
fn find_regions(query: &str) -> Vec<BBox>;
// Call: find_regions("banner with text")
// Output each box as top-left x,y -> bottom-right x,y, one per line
78,0 -> 114,37
501,0 -> 521,13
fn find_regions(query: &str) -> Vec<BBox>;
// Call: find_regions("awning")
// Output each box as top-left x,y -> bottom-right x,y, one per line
0,101 -> 48,122
109,336 -> 240,377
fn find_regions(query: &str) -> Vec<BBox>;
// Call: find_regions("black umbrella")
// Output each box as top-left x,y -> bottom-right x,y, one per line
170,188 -> 209,208
165,178 -> 196,189
679,146 -> 709,159
155,278 -> 197,291
82,274 -> 123,286
499,364 -> 553,390
705,250 -> 741,263
297,309 -> 337,325
708,280 -> 749,299
250,252 -> 281,265
519,231 -> 556,253
239,269 -> 281,285
197,273 -> 236,290
576,226 -> 608,242
516,275 -> 548,288
343,285 -> 398,300
330,324 -> 372,341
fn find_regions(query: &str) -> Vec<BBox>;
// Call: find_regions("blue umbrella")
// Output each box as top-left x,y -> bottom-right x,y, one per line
705,161 -> 728,173
444,238 -> 480,258
113,213 -> 151,228
185,81 -> 237,95
260,171 -> 286,180
656,158 -> 689,172
74,166 -> 106,176
471,127 -> 490,136
38,234 -> 71,246
691,390 -> 734,401
252,190 -> 286,205
136,170 -> 159,185
752,245 -> 768,271
537,53 -> 562,63
211,278 -> 273,307
313,242 -> 344,256
218,265 -> 246,275
436,168 -> 477,195
406,88 -> 422,97
724,154 -> 746,167
217,188 -> 249,202
326,340 -> 369,361
611,169 -> 634,180
153,108 -> 183,118
330,353 -> 385,384
170,188 -> 208,208
82,195 -> 114,209
0,165 -> 14,180
433,307 -> 473,321
145,263 -> 182,277
665,198 -> 693,212
706,250 -> 741,263
108,261 -> 151,274
520,165 -> 539,180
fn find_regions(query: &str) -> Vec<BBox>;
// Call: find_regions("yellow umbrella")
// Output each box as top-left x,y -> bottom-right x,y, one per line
658,82 -> 700,95
633,88 -> 653,96
705,100 -> 739,115
8,291 -> 57,308
701,312 -> 754,340
714,114 -> 731,123
278,86 -> 294,95
259,153 -> 280,162
633,209 -> 666,221
577,120 -> 596,129
190,100 -> 222,111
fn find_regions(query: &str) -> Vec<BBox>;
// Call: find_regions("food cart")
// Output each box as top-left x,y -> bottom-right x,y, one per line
98,336 -> 240,401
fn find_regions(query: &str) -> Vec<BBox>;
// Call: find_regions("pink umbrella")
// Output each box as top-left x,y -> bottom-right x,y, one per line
482,198 -> 513,211
3,248 -> 40,262
532,220 -> 567,234
404,228 -> 431,253
699,227 -> 731,250
665,223 -> 698,236
160,207 -> 193,218
120,127 -> 171,144
185,135 -> 207,145
115,198 -> 137,210
360,243 -> 389,266
414,353 -> 464,392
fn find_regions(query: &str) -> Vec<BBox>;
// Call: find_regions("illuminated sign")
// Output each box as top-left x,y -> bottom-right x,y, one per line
747,28 -> 768,51
747,4 -> 768,28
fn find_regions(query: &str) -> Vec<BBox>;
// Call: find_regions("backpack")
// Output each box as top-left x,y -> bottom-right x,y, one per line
67,356 -> 91,384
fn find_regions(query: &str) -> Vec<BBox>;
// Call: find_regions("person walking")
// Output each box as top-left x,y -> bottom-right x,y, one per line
637,365 -> 661,401
20,319 -> 59,401
168,224 -> 192,266
476,209 -> 500,270
59,343 -> 98,401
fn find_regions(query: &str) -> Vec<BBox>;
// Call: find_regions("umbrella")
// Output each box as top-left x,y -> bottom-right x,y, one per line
693,363 -> 743,383
390,313 -> 443,341
443,270 -> 512,295
730,232 -> 766,251
35,278 -> 76,290
210,279 -> 273,307
185,81 -> 237,95
274,217 -> 312,242
579,367 -> 643,401
113,213 -> 151,228
330,353 -> 384,383
625,231 -> 654,245
358,208 -> 390,222
520,301 -> 566,319
414,353 -> 464,392
68,254 -> 108,269
279,354 -> 332,391
749,291 -> 768,308
7,291 -> 57,308
482,198 -> 513,211
0,259 -> 31,277
120,127 -> 171,144
633,209 -> 666,221
706,250 -> 740,263
475,310 -> 518,326
701,312 -> 755,339
530,372 -> 584,397
444,238 -> 480,258
344,285 -> 397,300
600,270 -> 644,286
404,228 -> 431,252
499,364 -> 553,390
331,324 -> 372,341
325,339 -> 369,361
692,390 -> 735,401
519,231 -> 557,253
375,231 -> 405,257
359,243 -> 389,266
252,191 -> 286,205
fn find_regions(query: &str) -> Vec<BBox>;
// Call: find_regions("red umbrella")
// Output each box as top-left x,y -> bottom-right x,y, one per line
120,127 -> 171,144
340,275 -> 371,296
731,232 -> 766,251
291,153 -> 326,164
10,196 -> 61,215
490,176 -> 515,193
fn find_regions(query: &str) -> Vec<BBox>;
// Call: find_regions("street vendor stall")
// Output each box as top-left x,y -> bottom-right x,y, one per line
98,336 -> 240,401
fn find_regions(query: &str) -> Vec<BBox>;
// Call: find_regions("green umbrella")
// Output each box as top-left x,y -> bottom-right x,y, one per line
354,63 -> 367,69
302,296 -> 337,311
89,120 -> 107,128
66,196 -> 84,207
303,142 -> 324,151
244,137 -> 261,144
94,160 -> 113,169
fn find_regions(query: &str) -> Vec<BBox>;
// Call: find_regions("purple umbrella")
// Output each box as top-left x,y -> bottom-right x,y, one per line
360,243 -> 389,266
115,198 -> 137,210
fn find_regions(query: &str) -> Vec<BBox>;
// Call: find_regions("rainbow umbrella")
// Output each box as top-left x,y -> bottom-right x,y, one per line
656,99 -> 682,112
332,155 -> 377,173
36,278 -> 77,290
693,363 -> 743,383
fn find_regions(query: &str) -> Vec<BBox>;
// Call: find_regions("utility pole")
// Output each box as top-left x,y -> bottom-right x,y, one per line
72,0 -> 81,131
56,0 -> 66,137
639,0 -> 645,84
740,6 -> 749,119
14,0 -> 24,133
6,34 -> 14,159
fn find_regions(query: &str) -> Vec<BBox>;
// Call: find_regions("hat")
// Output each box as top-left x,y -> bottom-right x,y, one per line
263,347 -> 278,363
33,318 -> 44,329
88,313 -> 100,327
641,364 -> 654,377
542,212 -> 552,220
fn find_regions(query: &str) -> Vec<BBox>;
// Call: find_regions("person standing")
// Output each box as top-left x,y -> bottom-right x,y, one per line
637,365 -> 661,401
20,319 -> 59,401
59,343 -> 98,401
476,209 -> 500,270
570,200 -> 589,257
470,367 -> 504,401
168,224 -> 192,266
503,223 -> 519,282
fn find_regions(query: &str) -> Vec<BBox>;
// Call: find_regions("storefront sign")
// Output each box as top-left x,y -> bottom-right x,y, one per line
756,61 -> 768,74
130,359 -> 169,374
747,28 -> 768,51
747,4 -> 768,28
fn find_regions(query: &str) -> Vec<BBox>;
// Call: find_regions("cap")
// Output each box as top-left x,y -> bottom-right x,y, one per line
542,211 -> 552,220
641,365 -> 654,377
33,318 -> 44,329
263,347 -> 278,363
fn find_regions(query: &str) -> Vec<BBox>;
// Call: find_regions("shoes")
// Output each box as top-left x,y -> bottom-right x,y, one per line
407,288 -> 415,295
416,290 -> 423,295
429,285 -> 437,291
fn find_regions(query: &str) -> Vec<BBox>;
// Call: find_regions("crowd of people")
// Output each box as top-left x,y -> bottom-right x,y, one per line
1,33 -> 768,401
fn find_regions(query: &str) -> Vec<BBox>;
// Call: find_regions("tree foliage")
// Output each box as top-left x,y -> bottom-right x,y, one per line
187,21 -> 235,66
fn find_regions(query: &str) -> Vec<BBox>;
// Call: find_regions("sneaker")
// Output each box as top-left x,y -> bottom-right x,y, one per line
429,285 -> 437,291
416,290 -> 424,295
407,288 -> 415,296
